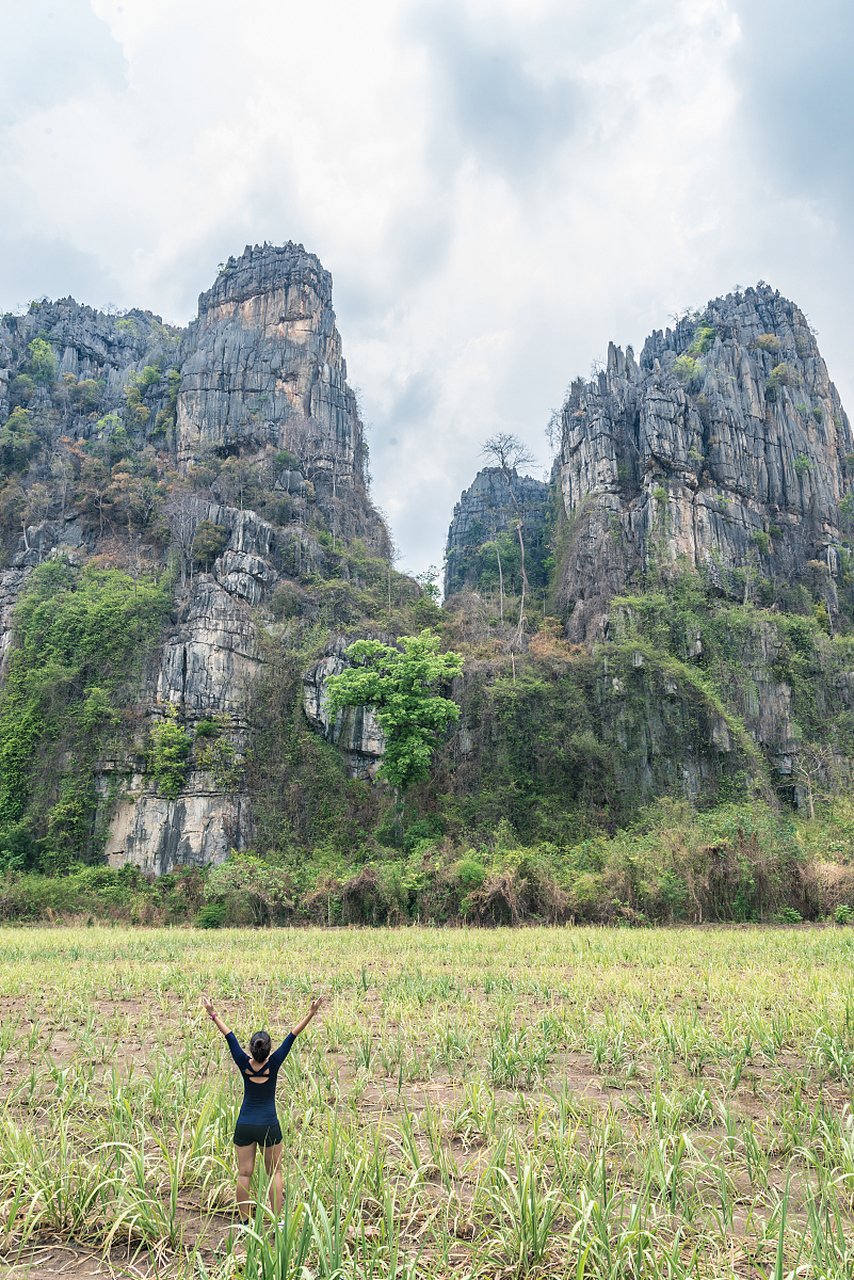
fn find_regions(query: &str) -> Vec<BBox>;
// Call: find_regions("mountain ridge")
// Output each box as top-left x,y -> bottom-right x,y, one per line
0,260 -> 852,886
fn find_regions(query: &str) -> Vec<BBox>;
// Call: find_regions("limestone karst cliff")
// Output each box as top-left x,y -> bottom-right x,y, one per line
444,284 -> 854,808
552,284 -> 853,641
176,244 -> 383,548
0,244 -> 396,874
1,264 -> 853,882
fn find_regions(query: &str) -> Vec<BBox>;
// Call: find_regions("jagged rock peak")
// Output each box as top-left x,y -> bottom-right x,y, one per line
444,467 -> 550,599
176,242 -> 372,510
555,283 -> 854,641
198,242 -> 329,314
637,283 -> 821,369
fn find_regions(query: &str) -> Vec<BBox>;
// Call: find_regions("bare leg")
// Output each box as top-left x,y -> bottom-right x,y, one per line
264,1142 -> 284,1217
235,1142 -> 256,1221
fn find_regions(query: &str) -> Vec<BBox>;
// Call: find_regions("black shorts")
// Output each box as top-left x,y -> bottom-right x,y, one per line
233,1121 -> 283,1148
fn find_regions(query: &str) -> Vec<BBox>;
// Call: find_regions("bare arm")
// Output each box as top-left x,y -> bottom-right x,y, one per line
201,995 -> 231,1037
291,995 -> 324,1038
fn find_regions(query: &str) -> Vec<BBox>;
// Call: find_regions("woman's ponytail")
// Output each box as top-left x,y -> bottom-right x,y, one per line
250,1030 -> 272,1062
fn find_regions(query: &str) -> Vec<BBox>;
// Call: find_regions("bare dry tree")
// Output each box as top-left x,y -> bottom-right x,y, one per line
794,742 -> 842,821
481,432 -> 536,643
165,488 -> 208,587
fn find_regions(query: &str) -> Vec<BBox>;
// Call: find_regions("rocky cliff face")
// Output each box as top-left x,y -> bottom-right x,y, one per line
176,243 -> 384,549
0,245 -> 393,874
554,285 -> 854,640
0,298 -> 181,433
444,467 -> 550,598
443,284 -> 854,810
100,506 -> 273,874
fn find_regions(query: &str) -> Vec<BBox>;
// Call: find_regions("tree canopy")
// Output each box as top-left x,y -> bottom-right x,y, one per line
324,629 -> 463,797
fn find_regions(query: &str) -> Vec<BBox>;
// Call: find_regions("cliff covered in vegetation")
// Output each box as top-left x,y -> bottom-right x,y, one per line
439,284 -> 854,909
0,262 -> 852,925
0,244 -> 402,876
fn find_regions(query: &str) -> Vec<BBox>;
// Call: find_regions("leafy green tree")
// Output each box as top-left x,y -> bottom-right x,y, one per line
325,628 -> 463,842
75,455 -> 114,534
0,407 -> 40,471
27,338 -> 57,384
0,822 -> 37,872
192,519 -> 229,569
70,378 -> 104,411
415,566 -> 441,603
147,708 -> 192,799
10,374 -> 35,405
217,456 -> 259,510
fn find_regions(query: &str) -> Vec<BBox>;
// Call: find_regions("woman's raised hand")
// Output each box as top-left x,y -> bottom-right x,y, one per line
201,995 -> 215,1019
309,995 -> 324,1017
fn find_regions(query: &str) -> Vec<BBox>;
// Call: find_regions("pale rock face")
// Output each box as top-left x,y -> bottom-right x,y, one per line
155,579 -> 261,715
555,284 -> 854,641
104,788 -> 250,875
104,505 -> 273,872
176,243 -> 367,500
302,639 -> 386,779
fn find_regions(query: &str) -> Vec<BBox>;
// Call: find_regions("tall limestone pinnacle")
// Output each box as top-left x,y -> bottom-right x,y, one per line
552,283 -> 854,640
177,243 -> 370,501
0,244 -> 390,873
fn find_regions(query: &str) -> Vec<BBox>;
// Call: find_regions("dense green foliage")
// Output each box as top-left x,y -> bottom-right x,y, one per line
446,501 -> 556,613
0,560 -> 171,869
608,570 -> 854,758
436,656 -> 613,843
326,631 -> 464,796
147,711 -> 193,799
1,796 -> 852,926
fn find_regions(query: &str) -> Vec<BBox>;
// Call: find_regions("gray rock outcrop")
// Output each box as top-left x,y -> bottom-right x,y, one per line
0,298 -> 181,444
444,467 -> 550,598
0,246 -> 393,874
553,284 -> 854,640
176,243 -> 386,551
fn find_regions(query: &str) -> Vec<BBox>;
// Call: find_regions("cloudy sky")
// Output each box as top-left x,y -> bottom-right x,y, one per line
2,0 -> 853,577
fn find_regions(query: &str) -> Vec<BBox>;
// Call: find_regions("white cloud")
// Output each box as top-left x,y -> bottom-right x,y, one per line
2,0 -> 852,576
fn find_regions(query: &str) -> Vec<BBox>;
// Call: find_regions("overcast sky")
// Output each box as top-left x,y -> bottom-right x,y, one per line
2,0 -> 853,577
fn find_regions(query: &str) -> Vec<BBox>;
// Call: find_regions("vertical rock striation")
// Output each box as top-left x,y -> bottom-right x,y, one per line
553,284 -> 854,640
0,245 -> 393,873
176,243 -> 384,548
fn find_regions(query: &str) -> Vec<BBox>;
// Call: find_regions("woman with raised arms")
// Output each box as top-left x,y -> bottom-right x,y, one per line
201,992 -> 324,1228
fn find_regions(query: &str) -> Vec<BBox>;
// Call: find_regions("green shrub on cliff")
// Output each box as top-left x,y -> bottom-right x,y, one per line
673,354 -> 700,383
688,324 -> 715,355
26,337 -> 57,384
147,710 -> 192,799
